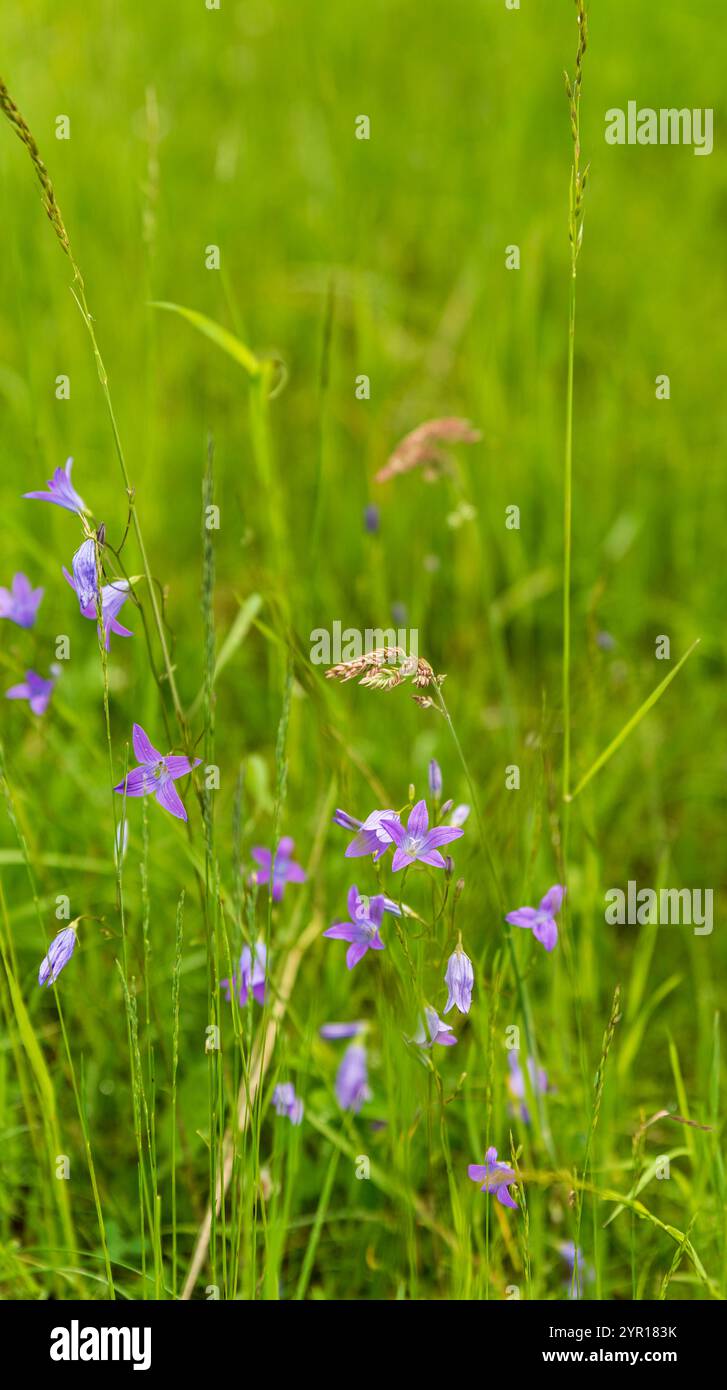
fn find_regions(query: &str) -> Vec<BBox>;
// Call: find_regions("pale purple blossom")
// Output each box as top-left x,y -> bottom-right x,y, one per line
24,456 -> 87,513
450,804 -> 470,828
323,887 -> 386,969
6,669 -> 54,715
63,569 -> 133,649
0,573 -> 43,629
319,1021 -> 363,1040
114,723 -> 201,822
468,1147 -> 519,1209
505,885 -> 565,952
381,800 -> 463,872
428,759 -> 442,797
273,1082 -> 303,1125
336,1043 -> 371,1112
38,927 -> 77,986
444,946 -> 474,1015
221,942 -> 267,1007
413,1006 -> 457,1048
507,1050 -> 551,1122
71,539 -> 98,612
340,808 -> 402,861
250,836 -> 305,901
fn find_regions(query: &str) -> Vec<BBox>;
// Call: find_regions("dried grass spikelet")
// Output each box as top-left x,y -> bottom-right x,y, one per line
376,417 -> 481,485
325,647 -> 445,694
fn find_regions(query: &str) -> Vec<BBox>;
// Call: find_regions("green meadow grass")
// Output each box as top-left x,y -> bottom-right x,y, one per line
0,0 -> 725,1300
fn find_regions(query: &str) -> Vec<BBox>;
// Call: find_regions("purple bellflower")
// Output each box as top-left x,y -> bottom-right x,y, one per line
444,945 -> 474,1015
336,1043 -> 371,1113
339,807 -> 402,861
468,1147 -> 519,1209
6,669 -> 54,715
413,1006 -> 457,1048
63,569 -> 133,649
221,942 -> 267,1007
71,539 -> 98,612
381,799 -> 463,872
0,573 -> 43,629
24,456 -> 87,513
323,887 -> 386,969
250,836 -> 305,901
507,1050 -> 551,1123
273,1082 -> 303,1125
38,927 -> 77,986
114,723 -> 201,822
505,884 -> 565,953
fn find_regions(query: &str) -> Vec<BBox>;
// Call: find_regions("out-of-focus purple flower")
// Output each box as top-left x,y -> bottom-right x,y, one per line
444,945 -> 474,1015
381,800 -> 463,872
221,942 -> 267,1007
38,927 -> 77,986
505,884 -> 565,953
596,630 -> 615,651
63,569 -> 133,649
71,539 -> 98,612
6,669 -> 54,715
319,1021 -> 364,1040
428,759 -> 442,798
336,1043 -> 371,1112
323,887 -> 386,969
114,723 -> 201,822
450,803 -> 470,828
559,1241 -> 594,1299
507,1050 -> 551,1122
468,1147 -> 518,1209
0,573 -> 44,629
413,1006 -> 457,1048
342,808 -> 401,861
251,836 -> 305,901
24,457 -> 87,514
364,504 -> 380,533
272,1082 -> 303,1125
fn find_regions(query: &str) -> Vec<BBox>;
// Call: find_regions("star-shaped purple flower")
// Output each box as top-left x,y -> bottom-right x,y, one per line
24,456 -> 87,513
38,927 -> 77,986
114,723 -> 201,822
0,573 -> 44,629
250,836 -> 306,902
468,1146 -> 519,1209
323,887 -> 386,969
221,942 -> 267,1007
63,568 -> 133,649
505,884 -> 565,952
6,669 -> 54,715
381,799 -> 463,872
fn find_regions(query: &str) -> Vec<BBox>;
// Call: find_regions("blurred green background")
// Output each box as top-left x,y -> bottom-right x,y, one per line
0,0 -> 725,1299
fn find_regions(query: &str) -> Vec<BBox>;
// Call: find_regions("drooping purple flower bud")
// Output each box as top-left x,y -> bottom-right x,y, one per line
38,927 -> 77,986
71,538 -> 98,612
335,1043 -> 371,1112
272,1082 -> 304,1125
443,945 -> 474,1015
428,759 -> 443,798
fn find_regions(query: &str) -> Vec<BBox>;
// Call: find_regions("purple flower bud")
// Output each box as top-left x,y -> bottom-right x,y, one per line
272,1082 -> 303,1125
335,1043 -> 371,1112
443,946 -> 474,1015
364,504 -> 380,534
332,808 -> 363,832
428,759 -> 443,798
38,927 -> 77,986
71,538 -> 98,612
450,803 -> 470,827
